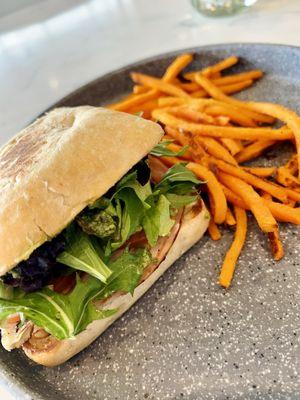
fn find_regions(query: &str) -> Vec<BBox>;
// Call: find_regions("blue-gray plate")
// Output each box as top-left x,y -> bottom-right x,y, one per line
1,43 -> 300,400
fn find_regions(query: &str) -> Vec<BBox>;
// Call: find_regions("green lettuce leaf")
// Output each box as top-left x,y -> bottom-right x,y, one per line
0,248 -> 152,339
0,275 -> 114,340
165,193 -> 199,208
114,171 -> 152,205
157,163 -> 200,189
142,195 -> 174,246
57,226 -> 112,283
150,140 -> 189,157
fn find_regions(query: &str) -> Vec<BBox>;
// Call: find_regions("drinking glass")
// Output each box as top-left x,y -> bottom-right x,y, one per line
191,0 -> 258,17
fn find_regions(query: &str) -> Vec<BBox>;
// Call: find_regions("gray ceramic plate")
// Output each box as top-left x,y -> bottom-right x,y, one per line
1,43 -> 300,400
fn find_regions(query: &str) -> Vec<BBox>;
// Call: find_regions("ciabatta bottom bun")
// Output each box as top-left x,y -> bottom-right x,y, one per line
23,201 -> 209,366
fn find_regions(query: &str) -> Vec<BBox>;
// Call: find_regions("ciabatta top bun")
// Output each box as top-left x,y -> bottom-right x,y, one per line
0,106 -> 163,275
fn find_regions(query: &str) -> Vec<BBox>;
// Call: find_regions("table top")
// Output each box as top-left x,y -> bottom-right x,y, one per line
0,0 -> 300,398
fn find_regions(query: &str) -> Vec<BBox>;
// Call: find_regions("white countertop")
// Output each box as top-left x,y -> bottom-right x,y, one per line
0,0 -> 300,398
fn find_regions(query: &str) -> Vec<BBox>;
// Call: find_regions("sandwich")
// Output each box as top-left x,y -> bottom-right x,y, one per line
0,106 -> 209,366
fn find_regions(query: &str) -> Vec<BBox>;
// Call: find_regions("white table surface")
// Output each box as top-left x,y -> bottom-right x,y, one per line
0,0 -> 300,398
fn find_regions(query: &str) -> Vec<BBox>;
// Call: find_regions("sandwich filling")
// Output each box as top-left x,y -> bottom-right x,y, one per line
0,147 -> 202,352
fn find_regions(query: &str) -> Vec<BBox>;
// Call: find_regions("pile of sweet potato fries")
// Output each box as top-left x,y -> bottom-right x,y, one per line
108,53 -> 300,288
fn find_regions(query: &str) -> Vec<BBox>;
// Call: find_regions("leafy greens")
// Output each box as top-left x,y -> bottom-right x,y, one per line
0,162 -> 202,340
0,248 -> 151,339
150,140 -> 189,157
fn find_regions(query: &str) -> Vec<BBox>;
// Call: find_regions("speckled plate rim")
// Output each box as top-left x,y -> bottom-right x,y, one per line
1,42 -> 300,400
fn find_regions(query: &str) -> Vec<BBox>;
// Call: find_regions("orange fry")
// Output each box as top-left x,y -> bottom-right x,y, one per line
185,56 -> 238,80
108,89 -> 158,112
204,104 -> 256,127
268,229 -> 284,261
243,166 -> 276,178
212,70 -> 263,86
219,206 -> 247,288
151,110 -> 292,141
223,185 -> 300,224
262,193 -> 284,261
169,106 -> 217,124
194,74 -> 275,124
218,172 -> 277,232
276,166 -> 300,187
208,219 -> 221,241
163,53 -> 194,81
219,138 -> 243,155
225,207 -> 236,226
210,157 -> 288,202
191,80 -> 254,98
131,72 -> 189,98
235,140 -> 276,163
285,154 -> 298,175
244,102 -> 300,178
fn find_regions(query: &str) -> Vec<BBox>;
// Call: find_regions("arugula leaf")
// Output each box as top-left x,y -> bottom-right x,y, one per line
0,275 -> 115,340
142,195 -> 174,246
0,248 -> 152,339
99,248 -> 152,298
114,171 -> 152,205
165,193 -> 199,208
157,163 -> 201,188
57,227 -> 112,283
150,140 -> 189,157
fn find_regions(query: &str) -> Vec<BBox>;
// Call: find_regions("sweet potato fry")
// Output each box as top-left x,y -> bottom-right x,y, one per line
184,56 -> 238,81
208,219 -> 221,240
221,80 -> 254,94
212,70 -> 263,86
219,206 -> 247,288
276,166 -> 300,187
210,157 -> 288,202
243,166 -> 276,178
191,80 -> 254,98
133,54 -> 193,96
158,97 -> 187,107
268,230 -> 284,261
235,140 -> 276,163
225,207 -> 236,226
285,154 -> 298,175
131,72 -> 189,98
219,138 -> 243,155
163,53 -> 194,81
202,56 -> 239,77
190,135 -> 238,165
284,187 -> 300,202
204,104 -> 256,127
151,110 -> 292,141
194,74 -> 275,124
178,82 -> 200,92
223,185 -> 300,224
169,106 -> 217,124
108,89 -> 159,112
263,199 -> 300,224
187,162 -> 227,224
242,102 -> 300,178
218,172 -> 277,232
262,193 -> 284,261
133,85 -> 148,95
164,126 -> 190,146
